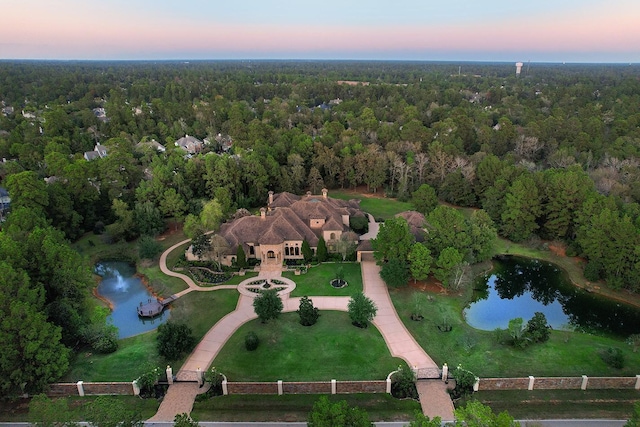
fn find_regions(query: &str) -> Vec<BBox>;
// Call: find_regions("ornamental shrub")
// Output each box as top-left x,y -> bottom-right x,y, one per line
245,331 -> 259,351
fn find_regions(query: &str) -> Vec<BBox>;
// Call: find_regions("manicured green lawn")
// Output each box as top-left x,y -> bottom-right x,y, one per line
390,286 -> 640,378
461,389 -> 639,420
329,190 -> 414,220
285,262 -> 363,297
212,311 -> 405,381
138,264 -> 189,296
191,394 -> 420,422
64,332 -> 161,382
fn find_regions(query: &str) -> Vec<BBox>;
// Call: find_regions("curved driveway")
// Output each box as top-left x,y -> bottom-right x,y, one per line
151,232 -> 453,422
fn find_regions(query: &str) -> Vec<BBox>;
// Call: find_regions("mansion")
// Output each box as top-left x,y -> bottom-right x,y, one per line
188,189 -> 367,266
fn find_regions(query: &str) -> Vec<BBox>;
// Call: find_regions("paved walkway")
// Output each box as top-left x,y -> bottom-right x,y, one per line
150,233 -> 454,422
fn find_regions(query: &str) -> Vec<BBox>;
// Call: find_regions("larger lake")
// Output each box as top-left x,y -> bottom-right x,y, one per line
464,256 -> 640,337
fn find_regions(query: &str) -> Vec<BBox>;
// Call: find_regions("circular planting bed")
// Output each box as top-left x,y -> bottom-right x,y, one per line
330,279 -> 348,289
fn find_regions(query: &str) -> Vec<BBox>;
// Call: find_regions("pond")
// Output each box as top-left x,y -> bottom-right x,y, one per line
95,261 -> 169,339
464,255 -> 640,337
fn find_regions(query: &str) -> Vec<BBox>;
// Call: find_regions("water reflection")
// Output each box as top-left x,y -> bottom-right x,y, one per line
465,256 -> 640,337
95,261 -> 169,338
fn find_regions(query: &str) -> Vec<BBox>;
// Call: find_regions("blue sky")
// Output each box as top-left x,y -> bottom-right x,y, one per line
1,0 -> 639,62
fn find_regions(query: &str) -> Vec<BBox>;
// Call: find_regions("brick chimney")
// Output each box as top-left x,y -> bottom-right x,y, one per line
322,188 -> 328,198
260,207 -> 266,219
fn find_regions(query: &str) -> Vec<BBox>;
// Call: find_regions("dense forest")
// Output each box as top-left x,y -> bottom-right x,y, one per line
1,60 -> 639,393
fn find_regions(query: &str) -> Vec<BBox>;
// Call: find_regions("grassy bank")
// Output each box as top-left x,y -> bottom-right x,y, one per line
285,262 -> 363,297
65,289 -> 239,381
191,393 -> 420,422
0,396 -> 159,423
213,311 -> 404,381
461,389 -> 639,420
390,286 -> 640,378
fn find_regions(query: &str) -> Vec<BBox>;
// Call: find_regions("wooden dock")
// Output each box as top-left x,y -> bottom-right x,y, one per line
137,294 -> 178,318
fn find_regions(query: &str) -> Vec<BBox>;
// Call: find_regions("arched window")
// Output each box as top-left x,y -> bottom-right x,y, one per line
267,251 -> 276,259
285,246 -> 290,256
330,232 -> 336,240
295,246 -> 300,256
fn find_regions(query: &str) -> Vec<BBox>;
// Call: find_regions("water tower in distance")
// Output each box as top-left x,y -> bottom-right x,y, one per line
515,62 -> 524,76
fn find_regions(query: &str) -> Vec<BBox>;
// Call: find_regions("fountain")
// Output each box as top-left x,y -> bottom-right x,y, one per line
95,261 -> 169,338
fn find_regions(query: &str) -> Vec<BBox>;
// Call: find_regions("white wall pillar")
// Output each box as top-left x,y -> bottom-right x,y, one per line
76,381 -> 84,397
132,380 -> 140,396
473,378 -> 479,392
581,375 -> 588,390
528,376 -> 535,391
331,379 -> 337,395
442,364 -> 449,382
197,367 -> 202,386
386,377 -> 392,394
222,379 -> 228,395
277,380 -> 283,396
166,366 -> 173,385
635,375 -> 640,390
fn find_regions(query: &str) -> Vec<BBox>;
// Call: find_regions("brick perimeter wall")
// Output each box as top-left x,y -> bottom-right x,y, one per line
48,383 -> 79,397
588,377 -> 637,389
479,377 -> 638,391
83,382 -> 134,395
226,382 -> 279,394
337,381 -> 386,394
47,382 -> 133,397
227,380 -> 385,395
283,382 -> 331,394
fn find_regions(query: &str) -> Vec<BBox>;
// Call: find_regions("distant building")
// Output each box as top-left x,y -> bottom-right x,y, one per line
84,143 -> 108,161
136,139 -> 166,153
174,135 -> 204,154
0,187 -> 11,221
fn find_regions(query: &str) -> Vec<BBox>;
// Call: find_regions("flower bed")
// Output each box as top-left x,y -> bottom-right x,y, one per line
189,267 -> 231,284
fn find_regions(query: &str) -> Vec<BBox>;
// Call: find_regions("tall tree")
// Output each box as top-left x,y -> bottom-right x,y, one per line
408,243 -> 433,283
501,176 -> 542,242
0,262 -> 70,394
433,247 -> 464,289
372,216 -> 414,264
412,183 -> 439,215
425,205 -> 471,258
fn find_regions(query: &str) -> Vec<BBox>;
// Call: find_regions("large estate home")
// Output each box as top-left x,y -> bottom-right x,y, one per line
188,189 -> 367,267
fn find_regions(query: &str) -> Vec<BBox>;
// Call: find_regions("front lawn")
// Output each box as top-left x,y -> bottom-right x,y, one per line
212,311 -> 404,381
191,394 -> 420,422
390,286 -> 640,378
285,262 -> 363,297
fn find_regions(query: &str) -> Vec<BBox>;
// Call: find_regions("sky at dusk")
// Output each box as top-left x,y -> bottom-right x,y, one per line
2,0 -> 639,62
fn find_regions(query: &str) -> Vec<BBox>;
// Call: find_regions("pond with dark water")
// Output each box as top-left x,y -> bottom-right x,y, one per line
95,261 -> 169,338
464,255 -> 640,337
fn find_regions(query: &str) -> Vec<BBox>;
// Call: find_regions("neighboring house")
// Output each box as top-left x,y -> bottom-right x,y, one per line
395,211 -> 427,243
214,133 -> 233,152
84,143 -> 108,161
174,135 -> 204,154
93,107 -> 109,123
187,189 -> 366,267
136,139 -> 166,153
0,187 -> 10,221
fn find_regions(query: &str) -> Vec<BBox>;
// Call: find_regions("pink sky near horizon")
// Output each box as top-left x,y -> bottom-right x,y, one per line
2,1 -> 639,62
